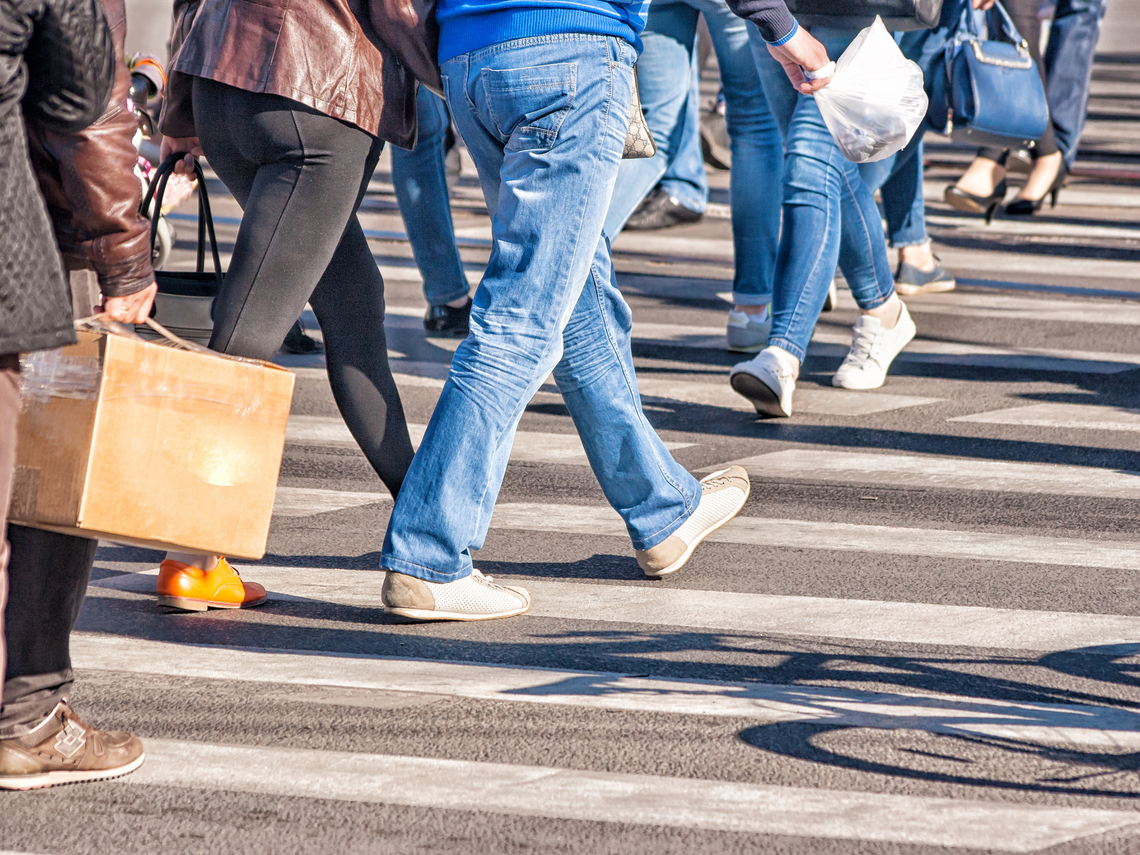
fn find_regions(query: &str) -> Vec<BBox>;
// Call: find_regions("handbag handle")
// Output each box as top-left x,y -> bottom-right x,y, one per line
140,153 -> 224,284
957,0 -> 1030,53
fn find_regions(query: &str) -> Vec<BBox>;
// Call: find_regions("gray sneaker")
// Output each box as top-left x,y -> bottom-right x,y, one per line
636,466 -> 750,577
382,569 -> 531,621
726,309 -> 772,353
894,258 -> 955,296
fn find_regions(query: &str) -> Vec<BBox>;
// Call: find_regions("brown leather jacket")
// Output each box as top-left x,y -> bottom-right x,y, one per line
161,0 -> 439,149
25,0 -> 154,299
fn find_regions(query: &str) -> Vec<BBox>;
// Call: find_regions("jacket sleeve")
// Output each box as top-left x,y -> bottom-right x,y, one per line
22,0 -> 116,133
157,0 -> 200,138
31,0 -> 154,297
724,0 -> 798,45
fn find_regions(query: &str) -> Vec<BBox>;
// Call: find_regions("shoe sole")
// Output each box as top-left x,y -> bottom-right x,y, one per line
0,752 -> 145,790
385,603 -> 530,622
943,191 -> 986,216
157,595 -> 268,612
730,372 -> 788,418
726,342 -> 766,354
895,280 -> 956,296
644,480 -> 751,578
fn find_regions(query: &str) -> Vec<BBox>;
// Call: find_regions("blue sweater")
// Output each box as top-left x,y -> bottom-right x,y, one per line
437,0 -> 649,61
437,0 -> 797,63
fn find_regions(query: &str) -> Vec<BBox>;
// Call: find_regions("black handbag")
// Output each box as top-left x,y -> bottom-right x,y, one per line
927,1 -> 1049,145
138,154 -> 223,345
783,0 -> 943,32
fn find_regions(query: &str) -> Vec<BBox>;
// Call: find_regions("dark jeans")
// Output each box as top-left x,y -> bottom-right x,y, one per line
1044,0 -> 1107,166
193,77 -> 413,496
978,0 -> 1059,162
1,271 -> 102,738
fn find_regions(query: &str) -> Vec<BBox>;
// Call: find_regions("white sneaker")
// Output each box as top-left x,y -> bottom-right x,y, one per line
636,466 -> 750,577
832,301 -> 916,390
725,308 -> 771,353
382,569 -> 531,621
729,348 -> 797,417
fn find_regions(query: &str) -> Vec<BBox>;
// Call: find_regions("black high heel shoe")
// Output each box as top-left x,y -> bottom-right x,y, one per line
1005,162 -> 1068,216
944,179 -> 1007,225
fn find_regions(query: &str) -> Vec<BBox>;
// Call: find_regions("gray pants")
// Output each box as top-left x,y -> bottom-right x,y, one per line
0,266 -> 100,738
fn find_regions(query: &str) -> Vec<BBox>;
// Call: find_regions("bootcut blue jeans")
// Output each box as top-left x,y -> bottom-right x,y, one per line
380,35 -> 701,582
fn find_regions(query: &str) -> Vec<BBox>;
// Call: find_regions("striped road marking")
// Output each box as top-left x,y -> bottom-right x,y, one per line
631,321 -> 1140,374
93,566 -> 1140,650
950,402 -> 1140,434
117,739 -> 1140,850
69,634 -> 1140,749
726,449 -> 1140,499
285,416 -> 693,464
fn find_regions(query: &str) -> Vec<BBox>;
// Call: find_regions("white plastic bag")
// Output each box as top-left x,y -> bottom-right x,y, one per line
813,17 -> 929,163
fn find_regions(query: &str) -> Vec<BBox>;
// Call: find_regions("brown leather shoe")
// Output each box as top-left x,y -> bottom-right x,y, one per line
157,556 -> 268,611
0,702 -> 144,790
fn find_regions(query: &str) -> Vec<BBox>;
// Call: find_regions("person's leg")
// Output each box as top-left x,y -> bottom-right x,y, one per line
0,355 -> 16,724
605,2 -> 700,238
161,79 -> 412,605
0,526 -> 95,736
1045,0 -> 1107,167
382,35 -> 717,608
391,87 -> 471,332
657,46 -> 708,214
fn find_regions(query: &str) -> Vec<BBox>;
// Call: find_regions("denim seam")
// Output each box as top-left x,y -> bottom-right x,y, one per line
840,160 -> 893,310
461,36 -> 619,566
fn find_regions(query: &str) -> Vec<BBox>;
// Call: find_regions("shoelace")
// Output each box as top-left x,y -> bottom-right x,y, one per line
844,326 -> 881,367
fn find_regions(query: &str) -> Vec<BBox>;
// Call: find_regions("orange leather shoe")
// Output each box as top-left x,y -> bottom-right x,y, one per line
156,557 -> 267,611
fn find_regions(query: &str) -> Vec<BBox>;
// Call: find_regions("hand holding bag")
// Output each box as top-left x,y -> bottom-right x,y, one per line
927,1 -> 1049,145
137,154 -> 224,345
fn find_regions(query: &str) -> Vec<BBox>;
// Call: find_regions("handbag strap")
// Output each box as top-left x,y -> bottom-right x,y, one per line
139,154 -> 224,284
956,0 -> 1030,51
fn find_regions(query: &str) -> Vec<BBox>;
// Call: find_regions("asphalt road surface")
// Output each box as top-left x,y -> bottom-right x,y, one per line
3,14 -> 1140,855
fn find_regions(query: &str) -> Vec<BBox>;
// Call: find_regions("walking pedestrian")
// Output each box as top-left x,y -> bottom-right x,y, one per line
729,24 -> 916,417
0,0 -> 147,789
154,0 -> 435,610
377,0 -> 830,621
606,0 -> 786,353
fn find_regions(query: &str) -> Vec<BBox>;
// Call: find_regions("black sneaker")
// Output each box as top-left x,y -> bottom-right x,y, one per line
894,258 -> 956,296
625,187 -> 703,231
424,297 -> 472,336
281,319 -> 324,354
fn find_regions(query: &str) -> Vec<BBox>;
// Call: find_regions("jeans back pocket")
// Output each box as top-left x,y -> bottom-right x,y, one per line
480,63 -> 577,151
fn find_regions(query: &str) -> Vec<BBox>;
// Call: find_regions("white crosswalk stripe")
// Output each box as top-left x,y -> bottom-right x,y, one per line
118,739 -> 1137,850
94,563 -> 1140,650
725,449 -> 1140,499
950,402 -> 1140,433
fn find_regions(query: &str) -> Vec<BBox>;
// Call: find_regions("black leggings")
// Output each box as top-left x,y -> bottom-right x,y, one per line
193,77 -> 413,496
978,0 -> 1059,162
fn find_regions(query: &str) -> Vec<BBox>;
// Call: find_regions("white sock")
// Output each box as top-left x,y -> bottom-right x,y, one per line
762,345 -> 800,378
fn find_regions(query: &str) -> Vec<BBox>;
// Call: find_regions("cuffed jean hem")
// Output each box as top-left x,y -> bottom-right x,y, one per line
731,292 -> 773,306
379,556 -> 472,584
427,284 -> 472,308
853,285 -> 895,312
661,183 -> 706,213
628,496 -> 700,552
890,236 -> 931,250
766,336 -> 806,362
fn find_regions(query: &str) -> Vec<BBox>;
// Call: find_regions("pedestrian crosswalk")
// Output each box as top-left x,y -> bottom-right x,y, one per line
25,91 -> 1140,853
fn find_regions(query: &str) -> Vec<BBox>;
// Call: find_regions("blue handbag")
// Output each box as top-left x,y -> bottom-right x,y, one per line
927,1 -> 1049,145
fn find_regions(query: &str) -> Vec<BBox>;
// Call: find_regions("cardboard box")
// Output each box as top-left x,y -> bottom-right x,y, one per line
11,328 -> 295,559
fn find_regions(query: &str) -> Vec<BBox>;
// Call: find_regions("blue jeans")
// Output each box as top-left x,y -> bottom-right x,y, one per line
381,35 -> 701,582
658,47 -> 708,213
752,23 -> 931,250
606,0 -> 783,306
763,28 -> 895,362
391,86 -> 469,307
1045,0 -> 1107,167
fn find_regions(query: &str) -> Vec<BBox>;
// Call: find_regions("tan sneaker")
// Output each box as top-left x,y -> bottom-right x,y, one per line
0,702 -> 144,790
382,569 -> 531,621
636,466 -> 750,577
